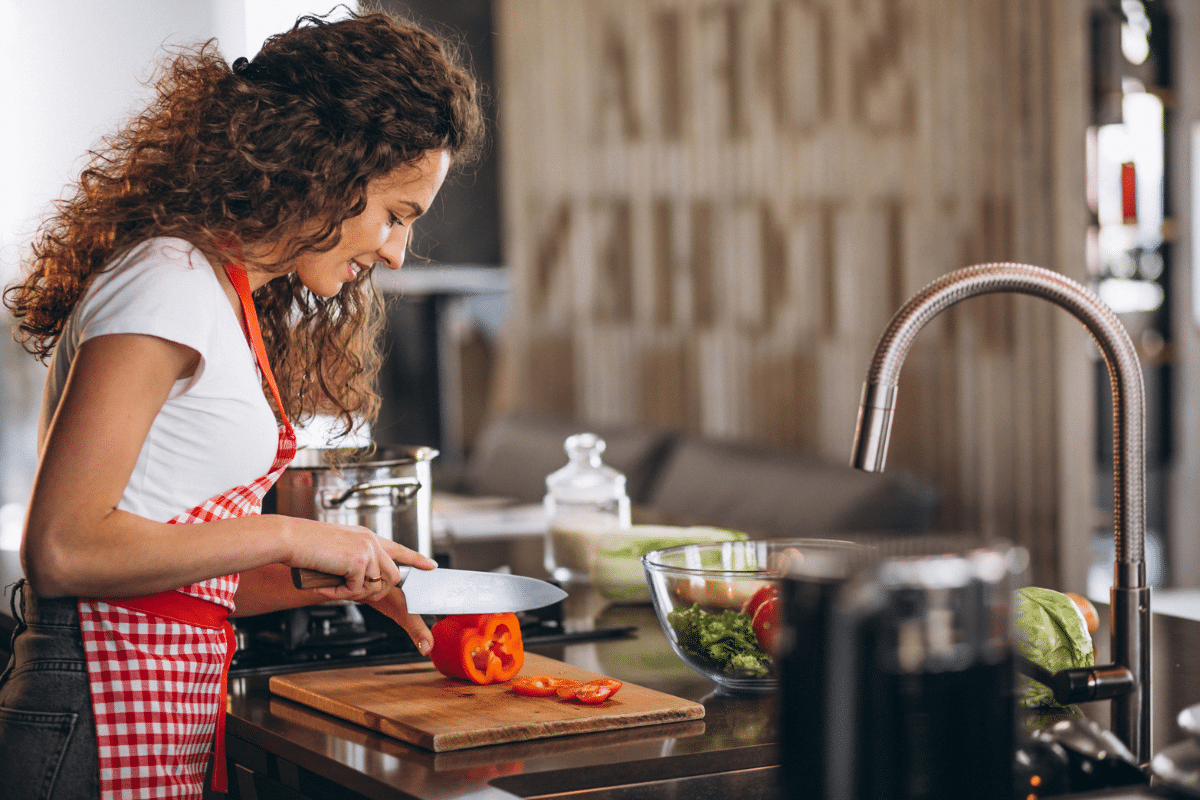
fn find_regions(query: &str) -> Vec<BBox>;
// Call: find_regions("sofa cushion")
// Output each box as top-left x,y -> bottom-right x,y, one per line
457,412 -> 678,504
645,436 -> 937,536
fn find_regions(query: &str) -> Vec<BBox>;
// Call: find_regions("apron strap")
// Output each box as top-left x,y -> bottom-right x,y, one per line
223,263 -> 293,434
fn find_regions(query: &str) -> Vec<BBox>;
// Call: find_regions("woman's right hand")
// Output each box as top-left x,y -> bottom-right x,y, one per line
279,516 -> 437,603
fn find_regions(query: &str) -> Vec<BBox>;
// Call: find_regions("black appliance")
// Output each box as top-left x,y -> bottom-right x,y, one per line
778,537 -> 1022,800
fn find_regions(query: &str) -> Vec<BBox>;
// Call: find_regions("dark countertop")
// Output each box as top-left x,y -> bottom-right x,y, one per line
6,544 -> 1200,799
218,593 -> 1200,800
222,599 -> 780,800
0,546 -> 777,799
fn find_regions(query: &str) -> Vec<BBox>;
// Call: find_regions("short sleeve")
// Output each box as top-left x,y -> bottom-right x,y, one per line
75,239 -> 225,393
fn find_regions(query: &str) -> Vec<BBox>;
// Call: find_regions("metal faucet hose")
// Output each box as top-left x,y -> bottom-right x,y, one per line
850,262 -> 1151,762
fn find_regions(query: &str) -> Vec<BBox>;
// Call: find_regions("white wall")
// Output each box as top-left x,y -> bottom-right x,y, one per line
0,0 -> 353,548
213,0 -> 357,66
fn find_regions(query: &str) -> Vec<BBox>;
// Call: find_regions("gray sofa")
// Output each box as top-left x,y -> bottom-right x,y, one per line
442,412 -> 938,539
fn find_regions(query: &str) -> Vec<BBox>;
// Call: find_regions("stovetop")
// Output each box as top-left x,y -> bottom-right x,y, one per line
228,599 -> 635,677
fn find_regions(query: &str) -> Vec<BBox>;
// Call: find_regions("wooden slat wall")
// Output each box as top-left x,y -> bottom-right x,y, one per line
493,0 -> 1091,589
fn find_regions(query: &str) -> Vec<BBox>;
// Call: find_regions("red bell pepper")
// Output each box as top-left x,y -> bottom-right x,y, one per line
511,676 -> 581,697
428,613 -> 524,685
556,678 -> 623,703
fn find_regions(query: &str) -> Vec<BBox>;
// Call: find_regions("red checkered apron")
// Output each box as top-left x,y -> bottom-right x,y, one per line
78,263 -> 296,798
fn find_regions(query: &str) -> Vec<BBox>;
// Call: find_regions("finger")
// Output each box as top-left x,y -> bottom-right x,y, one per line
367,588 -> 434,654
401,614 -> 434,655
379,539 -> 438,571
373,541 -> 405,585
342,553 -> 371,594
363,573 -> 393,603
364,539 -> 401,602
315,584 -> 357,602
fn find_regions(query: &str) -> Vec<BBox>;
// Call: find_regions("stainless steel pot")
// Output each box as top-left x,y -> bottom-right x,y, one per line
275,445 -> 439,557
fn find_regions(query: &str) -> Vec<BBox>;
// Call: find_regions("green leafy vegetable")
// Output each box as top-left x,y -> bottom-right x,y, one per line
667,602 -> 772,678
1015,586 -> 1094,708
592,527 -> 749,602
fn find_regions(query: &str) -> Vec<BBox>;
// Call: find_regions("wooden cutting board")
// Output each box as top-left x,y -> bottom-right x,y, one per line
269,653 -> 705,752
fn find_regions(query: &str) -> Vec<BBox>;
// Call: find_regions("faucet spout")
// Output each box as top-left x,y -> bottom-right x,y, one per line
851,262 -> 1151,762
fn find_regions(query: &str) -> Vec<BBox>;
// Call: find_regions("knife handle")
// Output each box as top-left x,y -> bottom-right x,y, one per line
292,568 -> 341,590
291,565 -> 412,591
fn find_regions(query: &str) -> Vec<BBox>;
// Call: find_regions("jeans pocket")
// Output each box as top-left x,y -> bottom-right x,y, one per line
0,706 -> 79,800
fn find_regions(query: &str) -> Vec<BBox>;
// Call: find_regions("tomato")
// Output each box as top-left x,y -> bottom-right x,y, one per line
752,596 -> 782,656
512,676 -> 581,697
741,584 -> 780,617
559,678 -> 623,704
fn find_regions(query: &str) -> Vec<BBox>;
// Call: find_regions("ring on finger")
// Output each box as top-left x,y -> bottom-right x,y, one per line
366,576 -> 383,583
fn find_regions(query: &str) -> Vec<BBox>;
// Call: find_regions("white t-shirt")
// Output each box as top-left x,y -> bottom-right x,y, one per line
40,238 -> 280,523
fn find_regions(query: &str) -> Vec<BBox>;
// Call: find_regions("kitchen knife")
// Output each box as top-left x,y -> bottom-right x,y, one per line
291,566 -> 568,614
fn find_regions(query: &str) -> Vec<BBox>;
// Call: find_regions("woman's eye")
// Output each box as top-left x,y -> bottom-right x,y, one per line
389,214 -> 402,227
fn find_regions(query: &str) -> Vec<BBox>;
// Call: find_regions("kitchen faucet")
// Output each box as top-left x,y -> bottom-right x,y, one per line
850,262 -> 1152,763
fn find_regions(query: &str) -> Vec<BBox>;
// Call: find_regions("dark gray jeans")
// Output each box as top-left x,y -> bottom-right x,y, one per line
0,580 -> 100,799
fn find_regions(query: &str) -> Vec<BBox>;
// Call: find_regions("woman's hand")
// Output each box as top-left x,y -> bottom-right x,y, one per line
233,556 -> 435,654
279,516 -> 437,603
282,522 -> 439,655
364,586 -> 435,656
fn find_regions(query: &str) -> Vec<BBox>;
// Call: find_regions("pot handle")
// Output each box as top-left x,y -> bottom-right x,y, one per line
322,477 -> 422,509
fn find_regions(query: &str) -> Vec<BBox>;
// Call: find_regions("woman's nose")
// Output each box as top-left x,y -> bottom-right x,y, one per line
376,227 -> 409,271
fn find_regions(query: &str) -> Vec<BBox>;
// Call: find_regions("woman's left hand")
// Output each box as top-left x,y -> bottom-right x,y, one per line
365,588 -> 434,656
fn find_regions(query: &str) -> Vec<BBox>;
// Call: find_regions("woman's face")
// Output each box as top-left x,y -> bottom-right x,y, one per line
293,148 -> 451,297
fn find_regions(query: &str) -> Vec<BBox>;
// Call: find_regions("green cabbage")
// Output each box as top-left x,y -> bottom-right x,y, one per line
1016,586 -> 1094,708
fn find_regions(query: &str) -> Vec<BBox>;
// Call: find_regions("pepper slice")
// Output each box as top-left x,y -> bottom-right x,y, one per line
428,613 -> 525,685
557,678 -> 623,703
512,676 -> 581,697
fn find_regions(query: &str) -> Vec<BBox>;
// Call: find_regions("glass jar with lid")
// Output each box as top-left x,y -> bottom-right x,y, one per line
543,433 -> 631,584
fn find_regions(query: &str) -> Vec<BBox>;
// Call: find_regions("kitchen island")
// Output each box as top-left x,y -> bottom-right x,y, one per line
212,595 -> 1200,800
0,545 -> 777,800
6,543 -> 1200,799
216,599 -> 779,800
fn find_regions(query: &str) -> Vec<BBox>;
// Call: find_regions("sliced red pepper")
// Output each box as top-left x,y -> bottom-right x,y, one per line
512,676 -> 581,697
557,678 -> 623,703
428,613 -> 524,685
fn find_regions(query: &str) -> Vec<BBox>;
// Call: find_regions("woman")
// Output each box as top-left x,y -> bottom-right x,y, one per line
0,10 -> 483,798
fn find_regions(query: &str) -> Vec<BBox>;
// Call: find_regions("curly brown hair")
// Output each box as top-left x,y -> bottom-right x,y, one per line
3,10 -> 484,437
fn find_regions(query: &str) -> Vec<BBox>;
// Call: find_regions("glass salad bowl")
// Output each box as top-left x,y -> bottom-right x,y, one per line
642,539 -> 860,692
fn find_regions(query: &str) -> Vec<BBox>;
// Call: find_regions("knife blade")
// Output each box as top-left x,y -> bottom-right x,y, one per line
290,566 -> 567,614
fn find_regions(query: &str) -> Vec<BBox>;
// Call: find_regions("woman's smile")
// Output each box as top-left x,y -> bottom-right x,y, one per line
293,149 -> 451,297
